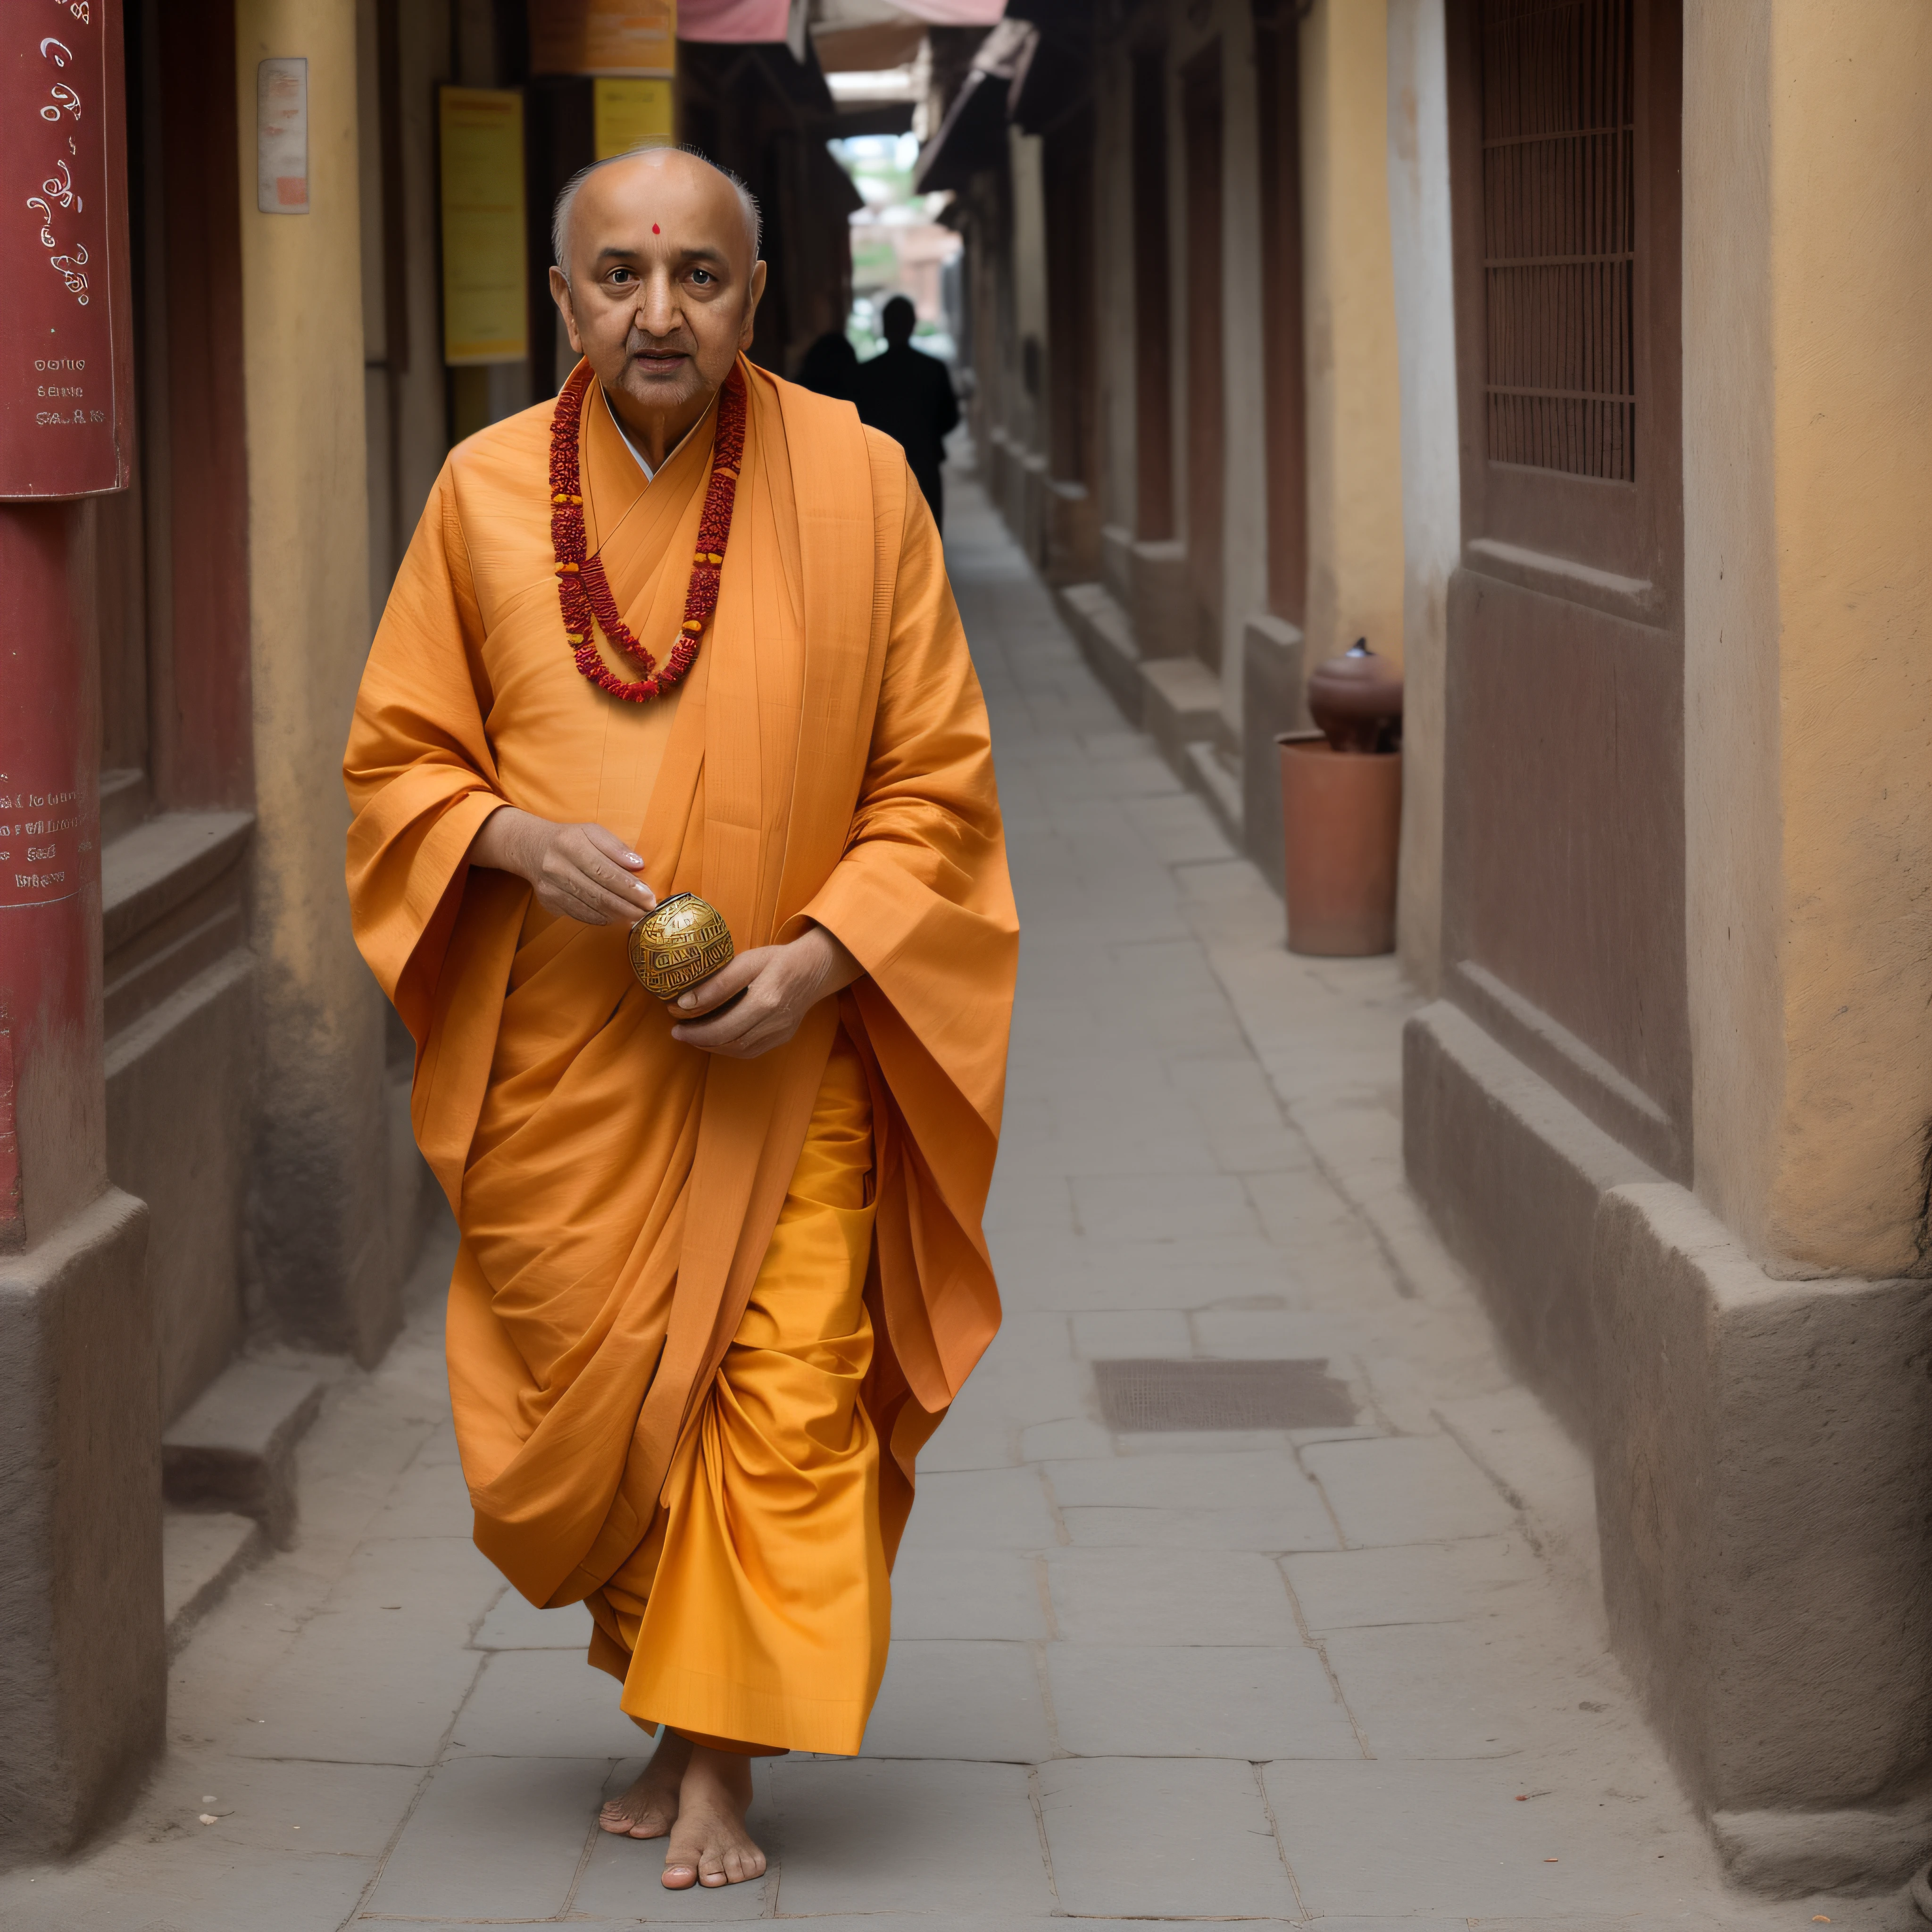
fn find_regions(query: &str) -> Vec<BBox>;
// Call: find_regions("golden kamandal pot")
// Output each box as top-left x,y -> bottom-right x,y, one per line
628,891 -> 734,1002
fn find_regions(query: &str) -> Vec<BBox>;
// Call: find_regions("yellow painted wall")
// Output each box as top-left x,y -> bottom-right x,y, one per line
234,0 -> 396,1354
1766,1 -> 1932,1270
1299,0 -> 1406,670
1687,0 -> 1932,1274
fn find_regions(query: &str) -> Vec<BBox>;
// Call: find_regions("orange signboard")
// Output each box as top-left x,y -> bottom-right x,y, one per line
529,0 -> 676,76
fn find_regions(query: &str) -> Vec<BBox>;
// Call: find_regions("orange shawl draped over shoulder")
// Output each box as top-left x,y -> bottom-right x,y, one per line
343,358 -> 1016,1612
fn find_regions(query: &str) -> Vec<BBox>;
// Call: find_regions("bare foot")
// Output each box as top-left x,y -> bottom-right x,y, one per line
599,1730 -> 693,1839
660,1745 -> 766,1889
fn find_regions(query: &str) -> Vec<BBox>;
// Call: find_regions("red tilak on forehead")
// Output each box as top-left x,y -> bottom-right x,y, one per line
652,223 -> 660,234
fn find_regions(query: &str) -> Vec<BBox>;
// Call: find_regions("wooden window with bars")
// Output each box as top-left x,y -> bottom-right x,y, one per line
1480,0 -> 1635,482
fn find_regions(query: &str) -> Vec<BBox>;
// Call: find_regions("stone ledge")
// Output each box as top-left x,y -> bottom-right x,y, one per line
161,1359 -> 326,1550
1407,997 -> 1932,1891
100,809 -> 254,956
1054,580 -> 1143,725
1184,740 -> 1242,851
1402,998 -> 1657,1438
1241,612 -> 1305,890
1596,1181 -> 1932,1883
1139,654 -> 1222,776
162,1510 -> 265,1660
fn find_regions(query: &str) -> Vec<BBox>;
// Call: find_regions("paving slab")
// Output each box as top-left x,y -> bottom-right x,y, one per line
235,1539 -> 495,1765
1266,1757 -> 1721,1920
0,1842 -> 379,1932
860,1638 -> 1054,1761
362,1450 -> 475,1539
1190,1307 -> 1369,1357
1071,1170 -> 1263,1243
447,1646 -> 656,1758
1047,1641 -> 1360,1759
1037,1757 -> 1301,1918
141,1754 -> 421,1857
891,1547 -> 1050,1640
1058,1500 -> 1341,1550
364,1754 -> 604,1921
1070,1307 -> 1195,1357
1047,1444 -> 1318,1510
1284,1535 -> 1545,1629
1046,1546 -> 1303,1644
766,1757 -> 1055,1915
1301,1432 -> 1521,1546
894,1463 -> 1061,1549
473,1586 -> 594,1649
1320,1620 -> 1553,1758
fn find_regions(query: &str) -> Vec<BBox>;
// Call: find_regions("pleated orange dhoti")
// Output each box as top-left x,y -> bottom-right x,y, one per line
585,1034 -> 887,1757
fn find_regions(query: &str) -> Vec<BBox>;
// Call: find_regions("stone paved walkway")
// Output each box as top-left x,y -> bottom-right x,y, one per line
3,473 -> 1915,1930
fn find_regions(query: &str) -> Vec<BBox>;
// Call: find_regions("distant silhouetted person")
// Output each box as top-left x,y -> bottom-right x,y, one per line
796,330 -> 858,401
852,296 -> 959,532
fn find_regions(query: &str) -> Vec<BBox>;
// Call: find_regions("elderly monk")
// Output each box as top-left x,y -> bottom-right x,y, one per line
342,147 -> 1015,1890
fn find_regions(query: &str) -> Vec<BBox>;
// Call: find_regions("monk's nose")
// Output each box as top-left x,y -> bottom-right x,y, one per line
633,272 -> 680,335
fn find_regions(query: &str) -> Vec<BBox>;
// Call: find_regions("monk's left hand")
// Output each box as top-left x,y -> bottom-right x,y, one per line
669,924 -> 864,1058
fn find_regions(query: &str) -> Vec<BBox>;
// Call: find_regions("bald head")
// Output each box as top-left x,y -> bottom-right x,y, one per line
552,146 -> 760,283
547,141 -> 769,471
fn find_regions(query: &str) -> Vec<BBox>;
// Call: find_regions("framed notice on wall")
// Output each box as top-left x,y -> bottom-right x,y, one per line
529,1 -> 676,76
256,57 -> 308,212
593,78 -> 674,157
439,88 -> 528,366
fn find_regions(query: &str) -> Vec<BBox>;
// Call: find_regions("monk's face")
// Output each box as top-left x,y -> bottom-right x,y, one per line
551,152 -> 766,431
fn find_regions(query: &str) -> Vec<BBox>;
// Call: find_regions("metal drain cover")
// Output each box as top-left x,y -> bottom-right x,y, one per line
1093,1358 -> 1356,1433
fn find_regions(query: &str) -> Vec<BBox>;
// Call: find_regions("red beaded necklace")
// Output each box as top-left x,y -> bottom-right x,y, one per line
547,359 -> 748,702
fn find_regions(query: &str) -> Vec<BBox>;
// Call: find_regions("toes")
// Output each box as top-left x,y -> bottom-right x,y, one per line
661,1861 -> 698,1890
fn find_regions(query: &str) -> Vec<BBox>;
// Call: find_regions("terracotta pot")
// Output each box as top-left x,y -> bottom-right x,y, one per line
1276,734 -> 1402,956
1307,638 -> 1404,753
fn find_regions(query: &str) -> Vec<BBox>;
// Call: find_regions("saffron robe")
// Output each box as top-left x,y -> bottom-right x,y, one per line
343,357 -> 1016,1753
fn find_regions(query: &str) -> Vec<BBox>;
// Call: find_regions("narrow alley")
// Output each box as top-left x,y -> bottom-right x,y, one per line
0,472 -> 1907,1932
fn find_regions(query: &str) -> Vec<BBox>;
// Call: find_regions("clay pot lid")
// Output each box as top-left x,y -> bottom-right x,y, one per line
1308,639 -> 1403,754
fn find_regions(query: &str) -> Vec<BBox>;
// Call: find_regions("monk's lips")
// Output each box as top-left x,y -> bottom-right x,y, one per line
629,891 -> 735,1001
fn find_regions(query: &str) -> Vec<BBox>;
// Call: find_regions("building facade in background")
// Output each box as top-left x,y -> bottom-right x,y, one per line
937,0 -> 1932,1895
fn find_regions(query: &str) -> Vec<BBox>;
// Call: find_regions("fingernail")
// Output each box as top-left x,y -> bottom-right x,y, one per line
679,994 -> 695,1009
625,852 -> 642,866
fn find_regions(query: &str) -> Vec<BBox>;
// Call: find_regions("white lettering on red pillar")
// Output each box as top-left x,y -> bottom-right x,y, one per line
1,0 -> 127,497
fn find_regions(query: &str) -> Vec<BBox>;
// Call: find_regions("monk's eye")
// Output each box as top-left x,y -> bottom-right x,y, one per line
689,268 -> 715,287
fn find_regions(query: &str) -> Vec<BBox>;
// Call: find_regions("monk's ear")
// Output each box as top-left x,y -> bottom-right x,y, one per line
738,260 -> 767,350
550,266 -> 584,354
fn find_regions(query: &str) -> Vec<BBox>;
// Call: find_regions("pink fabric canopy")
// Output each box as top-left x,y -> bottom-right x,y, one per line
678,0 -> 1005,44
677,0 -> 790,42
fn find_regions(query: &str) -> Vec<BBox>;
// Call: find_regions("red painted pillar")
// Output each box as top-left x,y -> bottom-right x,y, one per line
0,0 -> 134,1225
0,507 -> 105,1244
0,0 -> 163,1857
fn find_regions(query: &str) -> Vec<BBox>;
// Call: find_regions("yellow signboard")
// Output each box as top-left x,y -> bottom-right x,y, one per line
593,78 -> 675,158
439,89 -> 528,366
530,1 -> 676,76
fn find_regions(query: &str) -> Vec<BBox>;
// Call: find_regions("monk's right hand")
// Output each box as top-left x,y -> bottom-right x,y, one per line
469,807 -> 657,926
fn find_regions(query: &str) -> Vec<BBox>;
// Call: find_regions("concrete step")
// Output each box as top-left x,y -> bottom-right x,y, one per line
162,1509 -> 266,1658
1139,654 -> 1224,774
162,1359 -> 326,1549
1054,581 -> 1143,724
1185,738 -> 1245,852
